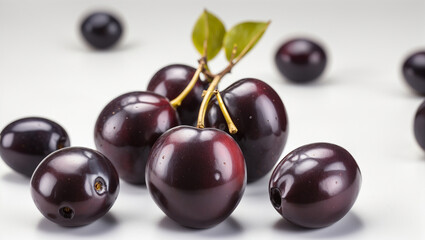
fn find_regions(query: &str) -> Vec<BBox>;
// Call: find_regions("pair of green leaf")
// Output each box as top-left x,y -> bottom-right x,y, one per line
192,10 -> 270,62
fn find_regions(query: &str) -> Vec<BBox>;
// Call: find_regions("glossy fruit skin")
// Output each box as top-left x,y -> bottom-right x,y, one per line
402,51 -> 425,95
94,91 -> 180,185
81,12 -> 123,49
147,64 -> 208,126
0,117 -> 70,177
269,143 -> 362,228
414,100 -> 425,150
205,78 -> 288,183
31,147 -> 119,227
146,126 -> 246,229
275,38 -> 327,83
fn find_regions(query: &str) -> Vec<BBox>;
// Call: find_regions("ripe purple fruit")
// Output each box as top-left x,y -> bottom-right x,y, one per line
147,64 -> 208,126
146,126 -> 246,229
206,78 -> 288,183
80,12 -> 123,49
269,142 -> 361,228
414,100 -> 425,150
94,91 -> 180,185
0,117 -> 70,177
275,38 -> 327,83
402,51 -> 425,95
31,147 -> 119,227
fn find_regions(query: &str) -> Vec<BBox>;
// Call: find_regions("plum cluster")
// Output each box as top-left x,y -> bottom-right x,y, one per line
0,10 -> 365,230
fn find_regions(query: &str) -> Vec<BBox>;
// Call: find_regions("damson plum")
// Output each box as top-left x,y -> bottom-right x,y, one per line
269,143 -> 362,228
31,147 -> 119,227
414,100 -> 425,150
146,126 -> 246,229
94,91 -> 180,185
205,78 -> 288,183
0,117 -> 70,177
402,51 -> 425,95
80,12 -> 123,49
275,38 -> 327,83
147,64 -> 208,125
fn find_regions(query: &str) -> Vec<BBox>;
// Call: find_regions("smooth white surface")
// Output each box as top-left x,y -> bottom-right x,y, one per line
1,0 -> 425,239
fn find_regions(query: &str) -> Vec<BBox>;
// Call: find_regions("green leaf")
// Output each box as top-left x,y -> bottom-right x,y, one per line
223,21 -> 270,62
192,10 -> 226,60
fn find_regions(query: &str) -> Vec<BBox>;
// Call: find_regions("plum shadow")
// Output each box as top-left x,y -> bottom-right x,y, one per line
1,172 -> 29,185
37,212 -> 118,236
199,217 -> 243,238
244,175 -> 270,198
64,40 -> 140,53
119,181 -> 149,196
273,211 -> 364,238
158,216 -> 243,237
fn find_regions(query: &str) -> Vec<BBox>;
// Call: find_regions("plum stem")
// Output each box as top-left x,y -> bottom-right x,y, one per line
213,90 -> 238,134
202,68 -> 215,82
171,40 -> 209,108
195,46 -> 241,130
170,57 -> 206,109
196,49 -> 236,130
197,74 -> 220,129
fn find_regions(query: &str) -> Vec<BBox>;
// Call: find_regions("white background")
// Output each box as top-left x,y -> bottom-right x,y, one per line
1,0 -> 425,239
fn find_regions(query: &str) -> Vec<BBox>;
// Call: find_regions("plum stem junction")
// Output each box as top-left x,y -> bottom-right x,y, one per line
196,22 -> 269,132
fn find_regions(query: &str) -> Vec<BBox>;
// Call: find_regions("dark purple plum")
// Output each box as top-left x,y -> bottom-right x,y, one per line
0,117 -> 70,177
205,78 -> 288,183
80,12 -> 123,49
414,100 -> 425,150
147,64 -> 208,126
275,38 -> 327,83
31,147 -> 119,227
269,142 -> 362,228
94,91 -> 180,185
146,126 -> 246,229
402,51 -> 425,95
